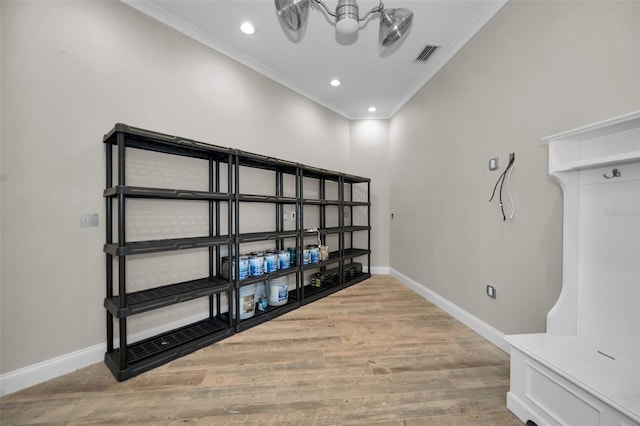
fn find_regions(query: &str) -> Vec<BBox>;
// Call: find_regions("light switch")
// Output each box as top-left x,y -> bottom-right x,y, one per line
81,214 -> 99,228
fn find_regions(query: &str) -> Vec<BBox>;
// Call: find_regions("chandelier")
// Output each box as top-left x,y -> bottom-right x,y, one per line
274,0 -> 414,57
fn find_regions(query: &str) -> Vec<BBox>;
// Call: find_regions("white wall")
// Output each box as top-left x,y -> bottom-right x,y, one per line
389,0 -> 640,335
349,120 -> 390,273
0,0 -> 391,378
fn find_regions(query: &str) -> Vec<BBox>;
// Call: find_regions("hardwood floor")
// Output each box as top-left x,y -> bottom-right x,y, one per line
0,275 -> 522,425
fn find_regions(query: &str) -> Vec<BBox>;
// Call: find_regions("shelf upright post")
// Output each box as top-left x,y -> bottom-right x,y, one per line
227,151 -> 234,329
105,140 -> 114,353
276,170 -> 283,249
348,181 -> 354,259
116,132 -> 127,369
320,178 -> 325,245
319,178 -> 327,276
367,180 -> 371,274
338,176 -> 345,286
296,166 -> 302,301
209,158 -> 215,319
233,151 -> 241,332
298,168 -> 305,301
350,182 -> 354,228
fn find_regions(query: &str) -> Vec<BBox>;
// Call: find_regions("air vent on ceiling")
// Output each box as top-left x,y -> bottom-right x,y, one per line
414,44 -> 439,63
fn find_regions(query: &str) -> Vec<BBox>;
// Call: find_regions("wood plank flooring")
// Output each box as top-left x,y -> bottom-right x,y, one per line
0,275 -> 522,425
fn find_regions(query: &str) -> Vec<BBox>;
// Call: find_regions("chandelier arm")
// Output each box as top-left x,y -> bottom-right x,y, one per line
312,0 -> 337,18
358,1 -> 384,22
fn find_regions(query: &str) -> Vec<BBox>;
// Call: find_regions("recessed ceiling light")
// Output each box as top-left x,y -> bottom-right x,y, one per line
330,79 -> 341,87
368,106 -> 377,112
240,22 -> 255,35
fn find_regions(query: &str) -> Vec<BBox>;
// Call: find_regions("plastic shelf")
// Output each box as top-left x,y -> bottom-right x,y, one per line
343,173 -> 371,184
104,186 -> 231,201
104,317 -> 232,381
237,194 -> 298,204
301,250 -> 341,270
302,198 -> 341,206
343,200 -> 371,207
104,123 -> 231,161
231,298 -> 300,332
303,227 -> 340,236
301,263 -> 368,303
104,235 -> 231,256
343,225 -> 371,233
105,277 -> 232,318
302,282 -> 342,304
237,230 -> 297,243
300,165 -> 342,182
234,268 -> 298,287
344,272 -> 371,288
343,248 -> 370,260
235,150 -> 299,175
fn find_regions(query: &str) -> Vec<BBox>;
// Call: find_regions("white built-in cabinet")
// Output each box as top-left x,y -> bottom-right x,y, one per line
506,112 -> 640,426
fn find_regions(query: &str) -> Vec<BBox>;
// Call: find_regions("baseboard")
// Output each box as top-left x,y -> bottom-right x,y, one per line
507,391 -> 546,425
369,266 -> 389,275
390,268 -> 509,353
0,311 -> 207,397
0,343 -> 104,397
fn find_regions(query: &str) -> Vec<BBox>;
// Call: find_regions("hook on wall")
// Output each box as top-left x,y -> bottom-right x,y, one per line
603,168 -> 621,179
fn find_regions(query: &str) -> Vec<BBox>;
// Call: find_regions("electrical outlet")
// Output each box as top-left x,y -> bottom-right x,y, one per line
486,285 -> 497,299
489,157 -> 499,171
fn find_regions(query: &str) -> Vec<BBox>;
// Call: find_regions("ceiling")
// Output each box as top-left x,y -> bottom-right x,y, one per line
123,0 -> 507,120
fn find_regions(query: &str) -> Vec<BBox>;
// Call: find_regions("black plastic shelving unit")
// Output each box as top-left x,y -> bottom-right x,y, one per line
229,150 -> 302,333
103,124 -> 371,380
299,166 -> 372,304
341,173 -> 372,288
103,124 -> 234,381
